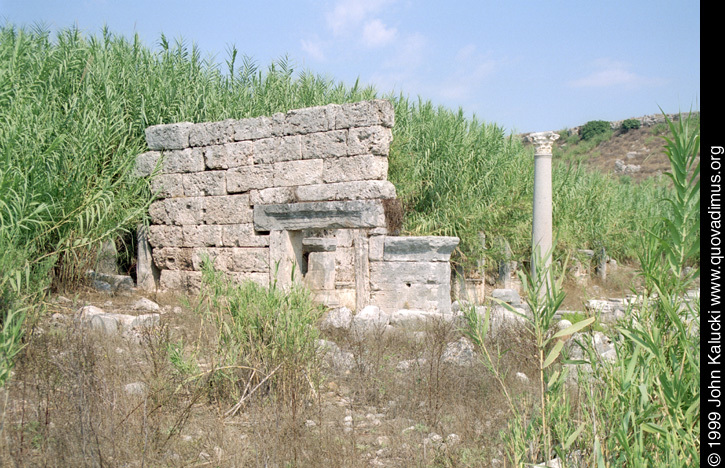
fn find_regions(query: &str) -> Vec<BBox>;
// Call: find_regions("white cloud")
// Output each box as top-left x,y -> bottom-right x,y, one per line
570,59 -> 664,89
362,19 -> 397,47
325,0 -> 393,36
301,37 -> 326,62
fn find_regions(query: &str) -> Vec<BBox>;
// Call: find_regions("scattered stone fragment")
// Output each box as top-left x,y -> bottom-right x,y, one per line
490,288 -> 522,306
87,270 -> 135,291
423,433 -> 444,448
396,358 -> 427,372
320,306 -> 353,330
132,297 -> 160,312
441,337 -> 476,367
515,372 -> 529,384
124,382 -> 147,396
317,339 -> 355,372
351,305 -> 390,334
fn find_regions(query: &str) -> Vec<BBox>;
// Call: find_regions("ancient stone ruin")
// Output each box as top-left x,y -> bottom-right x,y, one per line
134,100 -> 459,314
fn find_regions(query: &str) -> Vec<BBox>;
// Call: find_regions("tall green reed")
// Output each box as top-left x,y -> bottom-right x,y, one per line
0,23 -> 679,388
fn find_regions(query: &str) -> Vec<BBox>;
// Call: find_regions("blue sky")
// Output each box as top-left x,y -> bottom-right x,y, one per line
2,0 -> 700,133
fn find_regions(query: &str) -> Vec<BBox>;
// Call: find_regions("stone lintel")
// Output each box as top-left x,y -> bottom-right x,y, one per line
382,236 -> 460,262
253,200 -> 385,231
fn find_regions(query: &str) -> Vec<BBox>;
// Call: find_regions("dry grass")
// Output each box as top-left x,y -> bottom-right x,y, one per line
0,292 -> 546,468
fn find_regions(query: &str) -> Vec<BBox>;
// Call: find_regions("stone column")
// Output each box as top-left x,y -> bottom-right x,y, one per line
529,131 -> 560,278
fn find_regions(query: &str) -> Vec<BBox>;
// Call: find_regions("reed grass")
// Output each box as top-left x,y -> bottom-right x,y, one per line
1,23 -> 680,388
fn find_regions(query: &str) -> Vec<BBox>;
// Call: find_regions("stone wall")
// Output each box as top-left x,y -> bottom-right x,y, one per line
135,100 -> 459,314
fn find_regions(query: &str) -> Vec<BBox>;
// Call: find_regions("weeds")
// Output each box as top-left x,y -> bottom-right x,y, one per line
193,260 -> 324,419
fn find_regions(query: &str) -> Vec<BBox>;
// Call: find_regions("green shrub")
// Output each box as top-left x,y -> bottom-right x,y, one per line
194,260 -> 324,410
620,118 -> 641,132
580,120 -> 611,140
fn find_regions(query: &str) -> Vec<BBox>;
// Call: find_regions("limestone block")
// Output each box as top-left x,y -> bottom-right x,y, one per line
204,195 -> 253,225
351,305 -> 390,332
159,270 -> 202,293
137,225 -> 159,291
150,173 -> 184,198
334,229 -> 356,248
250,187 -> 297,205
189,119 -> 235,147
383,236 -> 460,262
302,237 -> 337,252
354,231 -> 370,312
389,309 -> 444,327
204,141 -> 253,169
148,225 -> 183,248
85,271 -> 133,291
320,307 -> 353,330
227,248 -> 270,272
233,113 -> 285,141
185,271 -> 204,293
347,126 -> 392,156
370,284 -> 451,314
273,159 -> 323,187
182,225 -> 223,247
284,105 -> 337,135
152,247 -> 193,270
374,99 -> 395,128
182,171 -> 227,197
226,164 -> 274,193
305,251 -> 336,290
134,151 -> 162,177
254,135 -> 302,164
490,288 -> 523,306
335,101 -> 381,129
228,272 -> 270,287
254,200 -> 386,231
335,257 -> 355,283
221,224 -> 270,247
162,148 -> 205,174
159,269 -> 185,290
334,288 -> 356,311
335,264 -> 355,288
149,198 -> 204,225
369,261 -> 451,291
269,230 -> 304,289
190,247 -> 268,273
145,122 -> 194,150
323,155 -> 388,183
187,247 -> 224,271
295,180 -> 396,202
301,130 -> 348,159
368,235 -> 385,261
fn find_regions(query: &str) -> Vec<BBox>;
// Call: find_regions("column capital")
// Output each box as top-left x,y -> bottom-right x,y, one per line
528,131 -> 560,155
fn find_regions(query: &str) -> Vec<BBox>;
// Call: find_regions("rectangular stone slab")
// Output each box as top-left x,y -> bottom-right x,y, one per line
383,236 -> 460,262
254,200 -> 385,231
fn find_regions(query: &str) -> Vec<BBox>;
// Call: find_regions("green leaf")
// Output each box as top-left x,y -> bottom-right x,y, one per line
553,316 -> 596,338
543,340 -> 565,369
547,369 -> 560,390
564,423 -> 586,450
641,422 -> 667,435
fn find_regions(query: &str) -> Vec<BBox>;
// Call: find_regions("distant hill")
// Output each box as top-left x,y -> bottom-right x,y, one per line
522,112 -> 700,182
